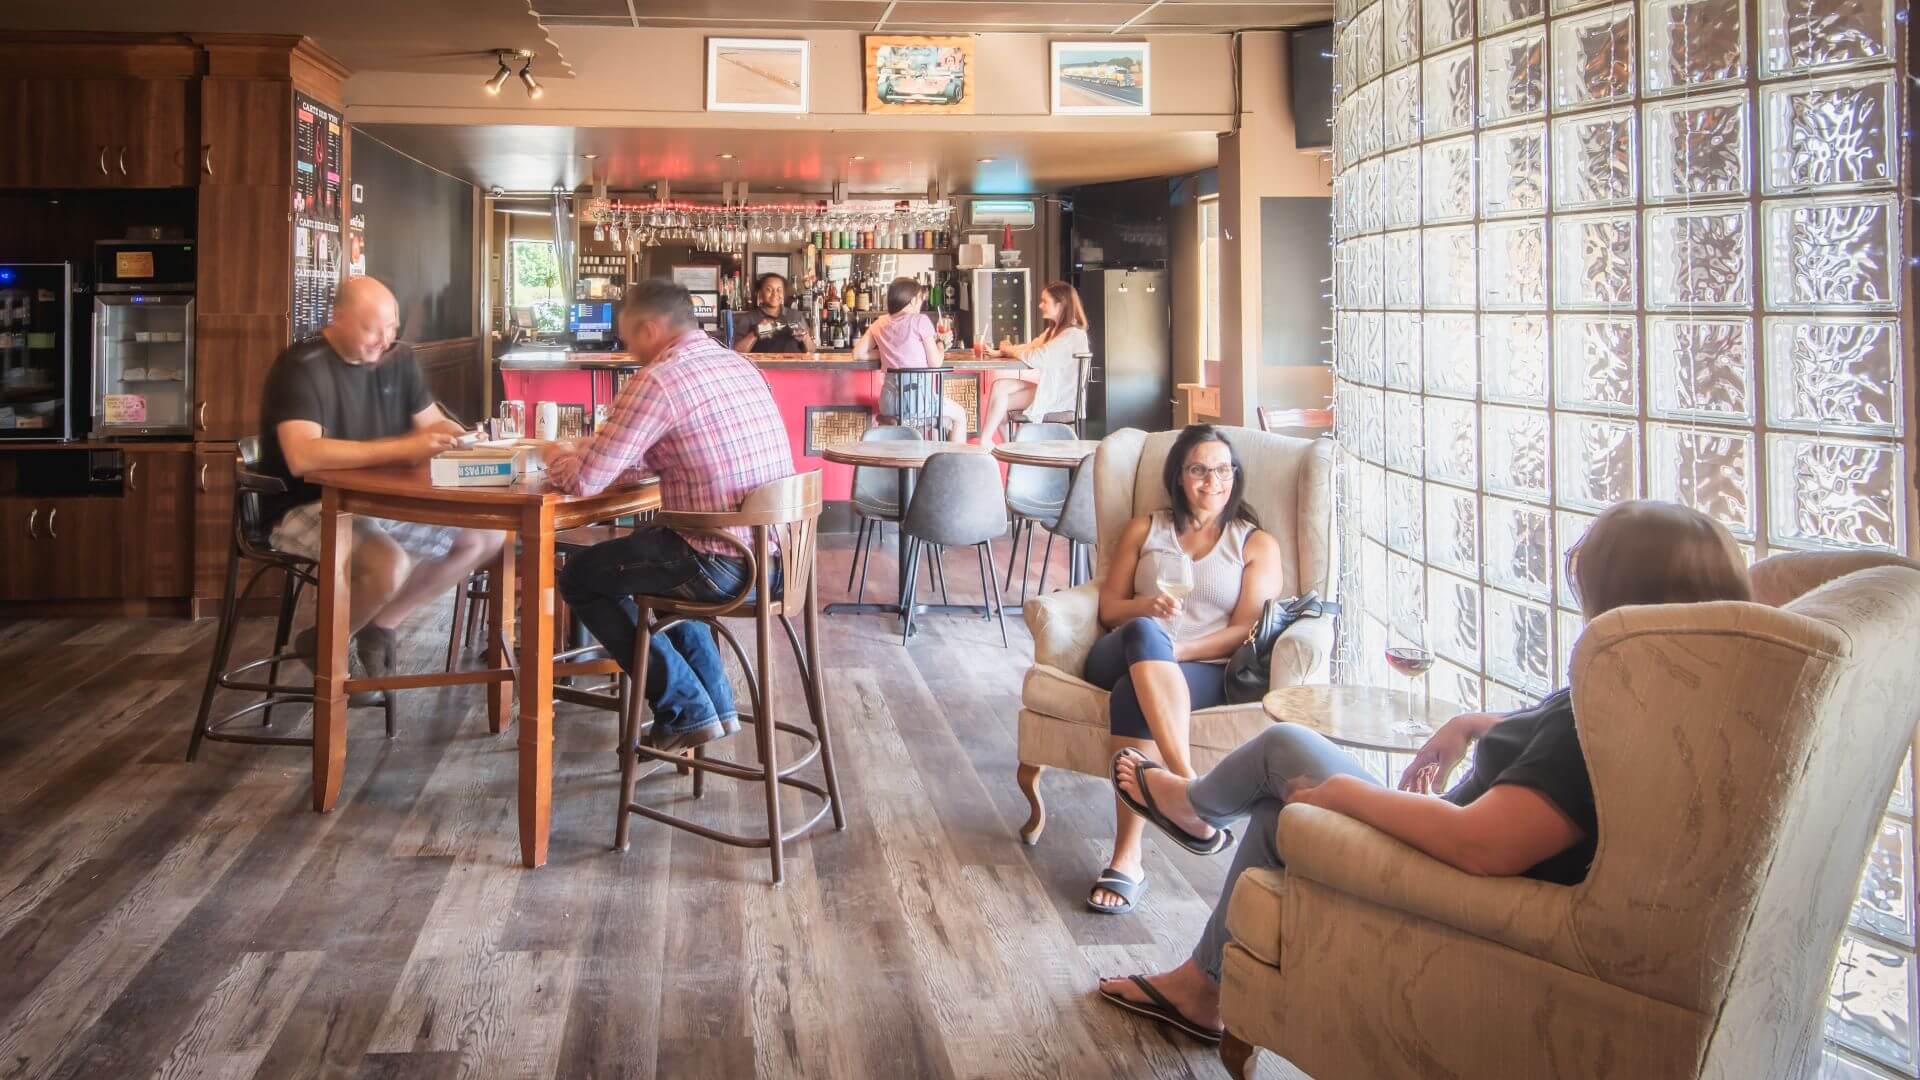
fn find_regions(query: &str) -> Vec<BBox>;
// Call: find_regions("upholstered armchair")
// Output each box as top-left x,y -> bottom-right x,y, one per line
1015,426 -> 1335,843
1215,551 -> 1920,1080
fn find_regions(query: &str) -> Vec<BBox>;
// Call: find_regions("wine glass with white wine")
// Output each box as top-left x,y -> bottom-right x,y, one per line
1155,551 -> 1195,638
1384,630 -> 1436,737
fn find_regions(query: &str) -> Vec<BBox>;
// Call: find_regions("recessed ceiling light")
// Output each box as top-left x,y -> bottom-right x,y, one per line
851,155 -> 867,161
583,153 -> 597,160
977,157 -> 997,164
717,153 -> 735,160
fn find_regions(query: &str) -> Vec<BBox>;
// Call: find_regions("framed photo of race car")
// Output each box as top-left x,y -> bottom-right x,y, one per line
864,35 -> 974,115
1050,41 -> 1151,116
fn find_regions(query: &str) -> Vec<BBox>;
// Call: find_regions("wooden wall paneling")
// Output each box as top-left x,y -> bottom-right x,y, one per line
197,184 -> 293,314
413,337 -> 485,425
122,445 -> 194,598
195,313 -> 289,440
200,77 -> 291,185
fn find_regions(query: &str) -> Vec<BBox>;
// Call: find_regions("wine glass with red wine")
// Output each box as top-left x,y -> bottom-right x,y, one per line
1385,633 -> 1436,737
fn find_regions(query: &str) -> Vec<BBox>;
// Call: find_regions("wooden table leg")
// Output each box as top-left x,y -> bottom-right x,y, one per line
313,489 -> 352,812
487,539 -> 518,734
516,504 -> 557,868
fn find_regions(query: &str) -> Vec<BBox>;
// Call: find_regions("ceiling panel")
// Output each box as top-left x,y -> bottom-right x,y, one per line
882,2 -> 1144,29
532,0 -> 632,15
1136,2 -> 1328,25
359,122 -> 1219,194
0,0 -> 569,74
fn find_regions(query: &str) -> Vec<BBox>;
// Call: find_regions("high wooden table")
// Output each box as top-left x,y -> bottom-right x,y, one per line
1261,685 -> 1466,753
308,463 -> 660,867
819,441 -> 990,633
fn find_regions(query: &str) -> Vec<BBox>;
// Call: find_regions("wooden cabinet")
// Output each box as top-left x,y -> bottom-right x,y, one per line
0,77 -> 192,189
193,444 -> 238,604
201,78 -> 292,186
0,495 -> 125,600
194,314 -> 287,440
197,185 -> 294,315
122,446 -> 193,597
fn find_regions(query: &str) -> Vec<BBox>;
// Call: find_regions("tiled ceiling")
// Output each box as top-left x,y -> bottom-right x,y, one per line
534,0 -> 1330,33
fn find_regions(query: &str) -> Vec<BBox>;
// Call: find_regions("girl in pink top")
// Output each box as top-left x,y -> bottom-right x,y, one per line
855,277 -> 967,442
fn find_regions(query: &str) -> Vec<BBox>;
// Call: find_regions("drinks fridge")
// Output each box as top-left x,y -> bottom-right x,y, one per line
966,268 -> 1030,350
0,263 -> 75,440
92,240 -> 195,437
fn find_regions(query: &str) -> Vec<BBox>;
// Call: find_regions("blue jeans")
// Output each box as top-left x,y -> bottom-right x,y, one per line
558,526 -> 775,736
1084,617 -> 1229,740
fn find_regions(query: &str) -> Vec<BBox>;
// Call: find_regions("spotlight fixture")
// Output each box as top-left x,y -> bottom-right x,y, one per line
518,57 -> 542,99
717,153 -> 735,160
851,155 -> 867,161
977,157 -> 996,164
483,52 -> 513,94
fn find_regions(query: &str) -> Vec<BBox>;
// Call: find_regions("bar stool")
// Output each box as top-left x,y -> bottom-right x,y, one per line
1007,350 -> 1093,440
879,367 -> 947,440
188,437 -> 395,761
845,424 -> 921,603
614,471 -> 844,885
899,451 -> 1011,647
1002,421 -> 1075,604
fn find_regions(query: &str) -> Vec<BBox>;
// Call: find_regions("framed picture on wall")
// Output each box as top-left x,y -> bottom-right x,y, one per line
864,35 -> 974,114
1050,41 -> 1151,116
706,37 -> 810,113
754,254 -> 791,280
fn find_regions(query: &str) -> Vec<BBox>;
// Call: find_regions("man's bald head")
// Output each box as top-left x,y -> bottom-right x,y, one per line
325,276 -> 401,364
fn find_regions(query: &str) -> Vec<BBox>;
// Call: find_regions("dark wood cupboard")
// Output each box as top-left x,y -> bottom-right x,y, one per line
192,444 -> 239,608
123,445 -> 194,598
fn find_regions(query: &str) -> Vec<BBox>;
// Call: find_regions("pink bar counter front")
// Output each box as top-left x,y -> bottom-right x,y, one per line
497,351 -> 1029,502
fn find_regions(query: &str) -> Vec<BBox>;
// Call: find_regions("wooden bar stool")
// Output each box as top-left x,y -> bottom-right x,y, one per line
613,471 -> 844,885
187,436 -> 395,761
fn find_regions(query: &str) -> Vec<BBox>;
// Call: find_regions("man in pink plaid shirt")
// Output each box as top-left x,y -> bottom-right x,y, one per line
547,279 -> 793,752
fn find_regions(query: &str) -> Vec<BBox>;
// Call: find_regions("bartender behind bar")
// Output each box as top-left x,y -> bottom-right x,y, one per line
729,273 -> 812,354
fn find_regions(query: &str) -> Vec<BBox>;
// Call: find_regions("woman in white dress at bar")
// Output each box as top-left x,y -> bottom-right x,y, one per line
975,280 -> 1090,445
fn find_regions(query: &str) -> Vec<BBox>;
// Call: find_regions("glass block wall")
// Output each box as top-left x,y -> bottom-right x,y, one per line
1326,0 -> 1914,1071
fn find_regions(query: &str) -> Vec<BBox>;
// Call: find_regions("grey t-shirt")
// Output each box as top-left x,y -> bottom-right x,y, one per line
257,337 -> 432,524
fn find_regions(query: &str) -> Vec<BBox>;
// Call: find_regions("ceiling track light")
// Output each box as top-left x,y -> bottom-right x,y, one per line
519,57 -> 542,99
483,51 -> 513,94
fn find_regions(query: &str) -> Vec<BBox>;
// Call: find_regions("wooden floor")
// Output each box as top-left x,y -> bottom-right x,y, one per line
0,532 -> 1306,1080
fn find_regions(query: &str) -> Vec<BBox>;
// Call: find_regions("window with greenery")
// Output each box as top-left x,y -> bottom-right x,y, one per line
1199,195 -> 1221,377
508,238 -> 565,334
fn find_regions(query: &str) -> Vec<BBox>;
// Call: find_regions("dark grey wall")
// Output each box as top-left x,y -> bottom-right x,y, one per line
353,131 -> 474,341
1259,196 -> 1333,368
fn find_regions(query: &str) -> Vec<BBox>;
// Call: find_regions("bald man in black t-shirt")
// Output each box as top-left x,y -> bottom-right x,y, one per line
259,276 -> 505,684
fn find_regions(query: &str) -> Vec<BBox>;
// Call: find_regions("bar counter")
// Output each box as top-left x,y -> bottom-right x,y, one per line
498,349 -> 1030,506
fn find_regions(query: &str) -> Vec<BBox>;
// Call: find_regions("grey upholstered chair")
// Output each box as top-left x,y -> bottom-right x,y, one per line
1048,452 -> 1097,590
846,425 -> 922,602
1003,421 -> 1075,604
899,451 -> 1011,646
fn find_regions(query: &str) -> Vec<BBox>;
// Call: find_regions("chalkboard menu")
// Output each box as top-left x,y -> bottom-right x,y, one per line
292,92 -> 344,338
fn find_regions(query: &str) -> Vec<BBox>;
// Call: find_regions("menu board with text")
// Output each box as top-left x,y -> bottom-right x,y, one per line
292,92 -> 344,339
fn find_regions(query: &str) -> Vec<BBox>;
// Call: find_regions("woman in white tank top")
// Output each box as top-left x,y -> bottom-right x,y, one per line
1079,426 -> 1287,915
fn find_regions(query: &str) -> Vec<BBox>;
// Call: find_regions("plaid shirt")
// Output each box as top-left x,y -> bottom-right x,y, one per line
561,330 -> 793,556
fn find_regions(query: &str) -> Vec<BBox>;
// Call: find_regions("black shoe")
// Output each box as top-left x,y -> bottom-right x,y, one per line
647,718 -> 727,752
290,626 -> 386,707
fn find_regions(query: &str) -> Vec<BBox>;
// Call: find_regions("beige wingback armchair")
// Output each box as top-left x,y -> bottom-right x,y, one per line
1216,550 -> 1920,1080
1015,426 -> 1335,843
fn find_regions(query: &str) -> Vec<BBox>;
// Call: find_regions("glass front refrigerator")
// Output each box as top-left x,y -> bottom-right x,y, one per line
0,263 -> 75,440
93,240 -> 195,437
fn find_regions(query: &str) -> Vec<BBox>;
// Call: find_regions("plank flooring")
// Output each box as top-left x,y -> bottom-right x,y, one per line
0,532 -> 1306,1080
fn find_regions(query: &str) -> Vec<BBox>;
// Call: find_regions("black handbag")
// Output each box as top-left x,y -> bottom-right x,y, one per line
1222,592 -> 1339,705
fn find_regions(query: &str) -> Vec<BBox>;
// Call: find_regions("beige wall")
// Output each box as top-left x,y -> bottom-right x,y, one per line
349,29 -> 1235,134
1217,31 -> 1332,426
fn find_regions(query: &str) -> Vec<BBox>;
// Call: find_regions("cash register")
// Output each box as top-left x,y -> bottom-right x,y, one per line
568,301 -> 618,349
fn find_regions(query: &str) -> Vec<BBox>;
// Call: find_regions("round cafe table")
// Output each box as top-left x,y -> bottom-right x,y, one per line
1261,685 -> 1467,754
989,439 -> 1102,470
820,441 -> 991,633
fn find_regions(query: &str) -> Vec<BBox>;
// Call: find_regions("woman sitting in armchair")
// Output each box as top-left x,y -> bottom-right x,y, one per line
1097,500 -> 1752,1042
1083,424 -> 1287,915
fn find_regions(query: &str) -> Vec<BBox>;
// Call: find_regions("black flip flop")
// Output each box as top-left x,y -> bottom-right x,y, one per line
1086,867 -> 1147,914
1099,974 -> 1225,1043
1109,749 -> 1233,856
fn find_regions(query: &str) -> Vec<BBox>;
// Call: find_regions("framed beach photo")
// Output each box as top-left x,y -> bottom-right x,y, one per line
864,35 -> 974,114
706,37 -> 809,113
1050,41 -> 1151,116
